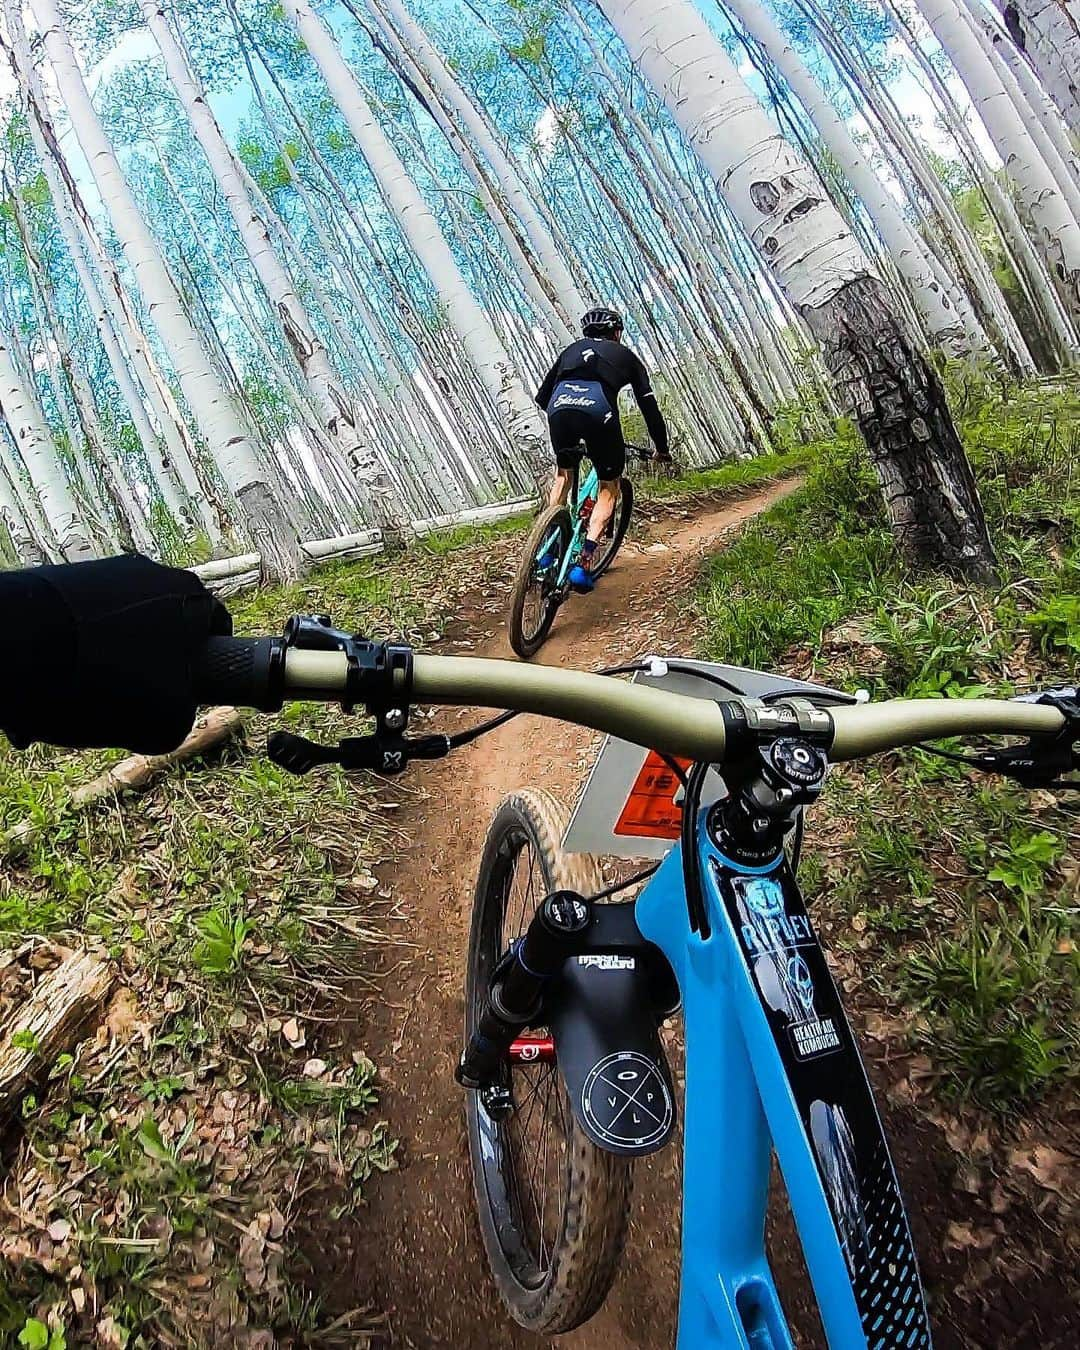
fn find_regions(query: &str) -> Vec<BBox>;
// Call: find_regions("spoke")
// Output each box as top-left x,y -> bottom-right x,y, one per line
538,1071 -> 559,1262
538,1081 -> 552,1268
514,1066 -> 546,1116
517,1071 -> 546,1144
522,1093 -> 547,1260
506,1118 -> 527,1230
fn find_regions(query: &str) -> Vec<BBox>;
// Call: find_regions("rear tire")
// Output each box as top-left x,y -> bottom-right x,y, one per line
589,477 -> 633,580
508,505 -> 572,658
464,789 -> 632,1333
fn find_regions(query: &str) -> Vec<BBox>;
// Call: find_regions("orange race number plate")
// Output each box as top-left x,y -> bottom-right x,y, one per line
613,750 -> 692,840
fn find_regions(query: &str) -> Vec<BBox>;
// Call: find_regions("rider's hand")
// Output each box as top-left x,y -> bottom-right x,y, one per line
0,554 -> 232,755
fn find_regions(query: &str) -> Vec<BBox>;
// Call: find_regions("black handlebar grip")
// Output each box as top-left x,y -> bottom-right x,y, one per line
193,637 -> 284,712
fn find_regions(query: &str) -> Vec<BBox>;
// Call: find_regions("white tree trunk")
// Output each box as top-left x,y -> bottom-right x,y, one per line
1005,0 -> 1080,135
364,0 -> 574,344
720,0 -> 986,357
6,184 -> 121,551
595,0 -> 997,578
595,0 -> 873,308
569,9 -> 796,399
8,12 -> 216,541
987,13 -> 1080,191
282,0 -> 550,483
4,0 -> 219,543
27,0 -> 298,577
915,0 -> 1080,317
0,451 -> 46,565
810,2 -> 1037,372
877,0 -> 1078,361
139,0 -> 403,536
955,0 -> 1080,228
370,0 -> 589,329
21,87 -> 190,537
0,333 -> 94,561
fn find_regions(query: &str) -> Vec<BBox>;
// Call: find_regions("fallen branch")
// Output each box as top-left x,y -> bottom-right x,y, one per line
0,949 -> 114,1120
70,706 -> 242,807
3,707 -> 243,856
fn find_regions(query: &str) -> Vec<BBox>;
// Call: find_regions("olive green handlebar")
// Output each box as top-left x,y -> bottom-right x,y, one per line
281,650 -> 1065,761
828,699 -> 1063,759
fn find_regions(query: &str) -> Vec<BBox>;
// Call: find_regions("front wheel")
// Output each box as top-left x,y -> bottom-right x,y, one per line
464,789 -> 632,1333
508,504 -> 572,658
589,476 -> 633,580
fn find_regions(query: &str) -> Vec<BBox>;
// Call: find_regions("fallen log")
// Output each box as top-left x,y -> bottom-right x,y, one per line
0,950 -> 114,1121
3,707 -> 243,856
190,497 -> 536,593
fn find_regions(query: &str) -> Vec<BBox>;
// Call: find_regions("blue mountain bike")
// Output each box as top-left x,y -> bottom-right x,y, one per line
509,446 -> 654,658
192,623 -> 1077,1348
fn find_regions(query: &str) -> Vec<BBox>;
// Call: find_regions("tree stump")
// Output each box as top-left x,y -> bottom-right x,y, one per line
0,949 -> 114,1120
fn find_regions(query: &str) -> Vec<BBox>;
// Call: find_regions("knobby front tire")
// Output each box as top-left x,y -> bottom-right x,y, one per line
464,789 -> 632,1333
508,504 -> 572,658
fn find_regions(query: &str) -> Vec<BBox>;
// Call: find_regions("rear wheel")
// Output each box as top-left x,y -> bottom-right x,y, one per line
589,476 -> 634,580
464,789 -> 632,1332
508,505 -> 572,658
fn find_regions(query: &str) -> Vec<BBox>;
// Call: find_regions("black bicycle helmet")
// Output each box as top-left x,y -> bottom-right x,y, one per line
581,306 -> 624,337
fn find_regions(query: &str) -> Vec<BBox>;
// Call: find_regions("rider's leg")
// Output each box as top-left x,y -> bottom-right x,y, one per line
586,478 -> 620,545
548,466 -> 573,509
583,429 -> 626,558
569,429 -> 623,591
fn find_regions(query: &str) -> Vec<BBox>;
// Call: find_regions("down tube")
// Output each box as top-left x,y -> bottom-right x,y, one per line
700,836 -> 933,1349
635,848 -> 795,1349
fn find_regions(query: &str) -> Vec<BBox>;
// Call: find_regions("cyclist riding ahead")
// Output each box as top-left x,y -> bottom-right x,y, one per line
535,306 -> 670,592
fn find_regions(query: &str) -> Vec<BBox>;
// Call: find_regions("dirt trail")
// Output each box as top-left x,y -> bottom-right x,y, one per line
333,479 -> 801,1348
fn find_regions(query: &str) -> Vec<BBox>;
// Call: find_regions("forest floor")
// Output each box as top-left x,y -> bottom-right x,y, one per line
1,382 -> 1077,1348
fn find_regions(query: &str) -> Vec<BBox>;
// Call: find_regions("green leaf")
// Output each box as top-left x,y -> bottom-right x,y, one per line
137,1114 -> 173,1163
18,1320 -> 49,1350
509,34 -> 546,63
11,1028 -> 41,1053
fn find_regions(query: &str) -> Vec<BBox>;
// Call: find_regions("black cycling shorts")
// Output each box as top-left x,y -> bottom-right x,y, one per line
548,406 -> 626,481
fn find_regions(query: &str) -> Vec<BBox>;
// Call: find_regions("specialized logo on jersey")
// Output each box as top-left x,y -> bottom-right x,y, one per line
582,348 -> 596,361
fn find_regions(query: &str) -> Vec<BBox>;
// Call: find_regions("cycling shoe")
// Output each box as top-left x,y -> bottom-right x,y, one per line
568,564 -> 595,592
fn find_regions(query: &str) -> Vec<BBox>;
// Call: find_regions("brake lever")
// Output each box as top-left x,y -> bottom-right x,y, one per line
975,687 -> 1080,787
267,730 -> 450,776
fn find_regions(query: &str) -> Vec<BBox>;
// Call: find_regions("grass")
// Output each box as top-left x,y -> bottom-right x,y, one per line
636,442 -> 815,501
0,443 -> 816,1342
0,543 -> 500,1342
695,377 -> 1079,1112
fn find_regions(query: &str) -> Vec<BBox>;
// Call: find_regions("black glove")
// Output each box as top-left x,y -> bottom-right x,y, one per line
0,554 -> 232,754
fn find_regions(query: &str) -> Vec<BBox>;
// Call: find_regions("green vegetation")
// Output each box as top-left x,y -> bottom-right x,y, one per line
0,552 -> 492,1342
637,443 -> 815,501
697,378 -> 1079,1111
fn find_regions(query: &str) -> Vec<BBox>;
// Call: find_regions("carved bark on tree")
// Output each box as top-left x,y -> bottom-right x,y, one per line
803,278 -> 997,579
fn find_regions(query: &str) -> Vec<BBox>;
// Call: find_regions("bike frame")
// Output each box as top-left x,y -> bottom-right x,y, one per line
633,813 -> 932,1350
535,460 -> 600,588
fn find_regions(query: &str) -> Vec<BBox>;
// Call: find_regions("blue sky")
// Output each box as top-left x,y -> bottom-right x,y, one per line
1,1 -> 1000,250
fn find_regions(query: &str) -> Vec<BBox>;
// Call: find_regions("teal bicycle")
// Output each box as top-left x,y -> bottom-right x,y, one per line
509,445 -> 654,658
